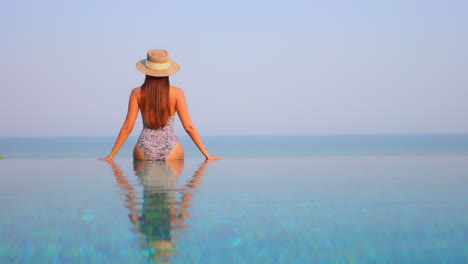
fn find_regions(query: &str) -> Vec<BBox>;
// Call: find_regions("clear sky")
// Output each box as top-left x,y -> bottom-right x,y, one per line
1,0 -> 467,136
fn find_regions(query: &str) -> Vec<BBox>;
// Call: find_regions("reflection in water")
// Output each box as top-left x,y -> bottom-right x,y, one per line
108,159 -> 212,263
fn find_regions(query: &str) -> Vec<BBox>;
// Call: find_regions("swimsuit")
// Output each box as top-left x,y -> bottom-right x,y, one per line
137,115 -> 179,160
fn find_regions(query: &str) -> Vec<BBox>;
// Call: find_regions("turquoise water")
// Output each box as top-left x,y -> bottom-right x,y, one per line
0,135 -> 467,263
1,134 -> 468,159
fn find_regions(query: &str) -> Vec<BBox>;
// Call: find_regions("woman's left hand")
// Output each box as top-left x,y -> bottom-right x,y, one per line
205,155 -> 223,160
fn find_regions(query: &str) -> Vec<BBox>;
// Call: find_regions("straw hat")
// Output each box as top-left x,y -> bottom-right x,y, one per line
136,49 -> 180,77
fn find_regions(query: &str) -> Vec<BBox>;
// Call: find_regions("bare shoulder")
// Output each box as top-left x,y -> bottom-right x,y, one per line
170,85 -> 185,97
130,87 -> 141,106
131,87 -> 141,96
130,87 -> 141,101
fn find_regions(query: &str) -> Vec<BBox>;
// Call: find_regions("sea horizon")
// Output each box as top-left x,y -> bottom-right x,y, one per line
1,133 -> 468,159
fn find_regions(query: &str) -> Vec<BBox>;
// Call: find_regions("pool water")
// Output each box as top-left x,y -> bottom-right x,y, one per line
0,156 -> 467,263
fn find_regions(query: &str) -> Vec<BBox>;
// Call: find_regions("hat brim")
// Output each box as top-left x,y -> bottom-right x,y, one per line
136,59 -> 180,77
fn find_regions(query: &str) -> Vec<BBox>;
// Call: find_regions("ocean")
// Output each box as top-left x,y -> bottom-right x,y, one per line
1,133 -> 468,159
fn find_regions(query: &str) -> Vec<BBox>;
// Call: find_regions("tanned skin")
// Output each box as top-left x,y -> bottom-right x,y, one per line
100,85 -> 222,161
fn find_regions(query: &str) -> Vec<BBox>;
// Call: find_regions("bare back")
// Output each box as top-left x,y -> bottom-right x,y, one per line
102,83 -> 219,161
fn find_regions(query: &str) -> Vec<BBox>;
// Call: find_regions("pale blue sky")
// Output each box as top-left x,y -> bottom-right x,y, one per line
1,0 -> 467,136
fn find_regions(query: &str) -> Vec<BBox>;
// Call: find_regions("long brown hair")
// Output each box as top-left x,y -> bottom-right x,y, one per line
140,75 -> 171,130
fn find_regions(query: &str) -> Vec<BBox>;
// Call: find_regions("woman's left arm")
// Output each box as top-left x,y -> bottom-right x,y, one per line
99,88 -> 140,160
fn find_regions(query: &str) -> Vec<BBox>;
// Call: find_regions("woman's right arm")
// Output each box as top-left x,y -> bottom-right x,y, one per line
175,88 -> 222,160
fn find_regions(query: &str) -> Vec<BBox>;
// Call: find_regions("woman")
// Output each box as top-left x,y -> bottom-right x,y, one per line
100,49 -> 221,161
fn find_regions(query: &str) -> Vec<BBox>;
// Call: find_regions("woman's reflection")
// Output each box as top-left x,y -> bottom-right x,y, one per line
107,159 -> 213,263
